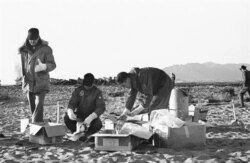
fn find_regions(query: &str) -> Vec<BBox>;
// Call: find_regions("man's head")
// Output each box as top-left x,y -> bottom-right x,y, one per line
27,28 -> 40,46
240,65 -> 247,71
83,73 -> 95,89
117,72 -> 131,88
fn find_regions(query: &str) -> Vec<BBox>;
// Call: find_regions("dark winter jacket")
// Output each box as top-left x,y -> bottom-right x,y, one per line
19,39 -> 56,93
68,86 -> 106,120
242,70 -> 250,87
126,67 -> 173,110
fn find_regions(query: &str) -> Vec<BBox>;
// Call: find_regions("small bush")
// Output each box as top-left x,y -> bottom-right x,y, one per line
221,86 -> 235,96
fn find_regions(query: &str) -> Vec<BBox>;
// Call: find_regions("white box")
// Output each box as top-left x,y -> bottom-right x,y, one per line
154,122 -> 206,148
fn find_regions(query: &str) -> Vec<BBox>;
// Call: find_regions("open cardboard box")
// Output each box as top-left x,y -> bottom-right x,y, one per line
29,122 -> 66,145
28,102 -> 66,145
153,122 -> 206,148
94,133 -> 141,151
94,121 -> 153,151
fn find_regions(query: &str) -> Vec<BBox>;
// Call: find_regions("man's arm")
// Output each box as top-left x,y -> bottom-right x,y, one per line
138,69 -> 153,109
68,89 -> 79,111
94,90 -> 106,116
83,90 -> 106,126
125,89 -> 138,111
44,46 -> 56,72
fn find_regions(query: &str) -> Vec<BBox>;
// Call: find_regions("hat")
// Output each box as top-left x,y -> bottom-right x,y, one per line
240,65 -> 246,70
116,72 -> 129,84
27,28 -> 39,40
83,73 -> 95,86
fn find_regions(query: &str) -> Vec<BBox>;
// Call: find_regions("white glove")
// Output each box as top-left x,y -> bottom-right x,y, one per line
131,105 -> 145,116
74,121 -> 85,134
35,59 -> 47,72
84,112 -> 97,126
67,109 -> 77,120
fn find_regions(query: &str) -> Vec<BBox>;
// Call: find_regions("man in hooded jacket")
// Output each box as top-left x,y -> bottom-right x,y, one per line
18,28 -> 56,123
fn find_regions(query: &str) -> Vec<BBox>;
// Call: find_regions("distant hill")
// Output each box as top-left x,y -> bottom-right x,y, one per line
163,62 -> 250,82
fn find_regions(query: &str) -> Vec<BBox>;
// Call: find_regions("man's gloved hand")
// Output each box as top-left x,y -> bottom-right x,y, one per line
35,59 -> 47,72
118,108 -> 131,120
67,109 -> 77,120
130,105 -> 145,116
74,121 -> 86,134
84,112 -> 97,127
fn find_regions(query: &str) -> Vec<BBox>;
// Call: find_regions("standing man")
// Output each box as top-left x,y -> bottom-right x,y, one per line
116,67 -> 174,118
19,28 -> 56,123
64,73 -> 106,141
239,65 -> 250,108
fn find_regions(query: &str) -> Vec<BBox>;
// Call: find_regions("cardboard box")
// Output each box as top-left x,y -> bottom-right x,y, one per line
94,133 -> 141,151
29,123 -> 66,145
154,122 -> 206,148
193,107 -> 208,122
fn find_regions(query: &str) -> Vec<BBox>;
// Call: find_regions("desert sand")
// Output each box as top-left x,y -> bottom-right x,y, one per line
0,83 -> 250,163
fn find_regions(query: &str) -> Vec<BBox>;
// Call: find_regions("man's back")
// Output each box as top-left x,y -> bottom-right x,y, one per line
243,70 -> 250,86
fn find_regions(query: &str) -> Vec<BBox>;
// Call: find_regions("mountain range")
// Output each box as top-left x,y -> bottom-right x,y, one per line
163,62 -> 250,82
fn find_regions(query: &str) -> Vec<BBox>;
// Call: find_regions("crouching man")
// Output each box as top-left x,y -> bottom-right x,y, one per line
64,73 -> 106,141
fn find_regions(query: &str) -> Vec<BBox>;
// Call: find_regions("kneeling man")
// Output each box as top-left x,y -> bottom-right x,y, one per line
64,73 -> 106,141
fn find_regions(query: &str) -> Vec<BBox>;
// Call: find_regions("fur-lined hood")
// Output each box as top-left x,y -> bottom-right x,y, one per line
18,39 -> 49,54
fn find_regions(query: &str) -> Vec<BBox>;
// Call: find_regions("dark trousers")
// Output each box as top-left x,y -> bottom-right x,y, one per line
27,91 -> 46,123
64,113 -> 102,137
239,86 -> 250,107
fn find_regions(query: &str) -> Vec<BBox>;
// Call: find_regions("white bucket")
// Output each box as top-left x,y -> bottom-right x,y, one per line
169,88 -> 189,120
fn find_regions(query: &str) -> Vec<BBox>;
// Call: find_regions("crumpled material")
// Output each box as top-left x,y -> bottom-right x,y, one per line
66,132 -> 85,141
150,109 -> 185,132
74,122 -> 85,134
119,122 -> 153,140
126,113 -> 149,122
66,122 -> 86,141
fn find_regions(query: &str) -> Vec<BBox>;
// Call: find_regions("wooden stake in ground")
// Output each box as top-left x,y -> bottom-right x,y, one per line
230,100 -> 245,129
57,101 -> 60,124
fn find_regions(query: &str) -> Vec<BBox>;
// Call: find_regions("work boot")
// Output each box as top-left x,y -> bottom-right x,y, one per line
79,132 -> 92,142
239,94 -> 245,108
79,134 -> 91,142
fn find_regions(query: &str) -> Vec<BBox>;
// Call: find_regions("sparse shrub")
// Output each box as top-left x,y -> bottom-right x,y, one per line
206,93 -> 232,103
221,86 -> 235,97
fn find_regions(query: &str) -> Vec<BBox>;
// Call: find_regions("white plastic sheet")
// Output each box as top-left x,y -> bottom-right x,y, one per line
150,109 -> 185,131
119,122 -> 153,139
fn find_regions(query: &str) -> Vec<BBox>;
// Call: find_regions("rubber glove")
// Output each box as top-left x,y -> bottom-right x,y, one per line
67,109 -> 77,120
84,112 -> 97,126
35,59 -> 47,72
131,105 -> 145,116
74,121 -> 86,134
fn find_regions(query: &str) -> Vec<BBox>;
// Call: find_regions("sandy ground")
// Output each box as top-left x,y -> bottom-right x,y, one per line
0,84 -> 250,163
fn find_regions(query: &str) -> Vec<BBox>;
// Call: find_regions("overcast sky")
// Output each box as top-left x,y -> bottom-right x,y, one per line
0,0 -> 249,85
